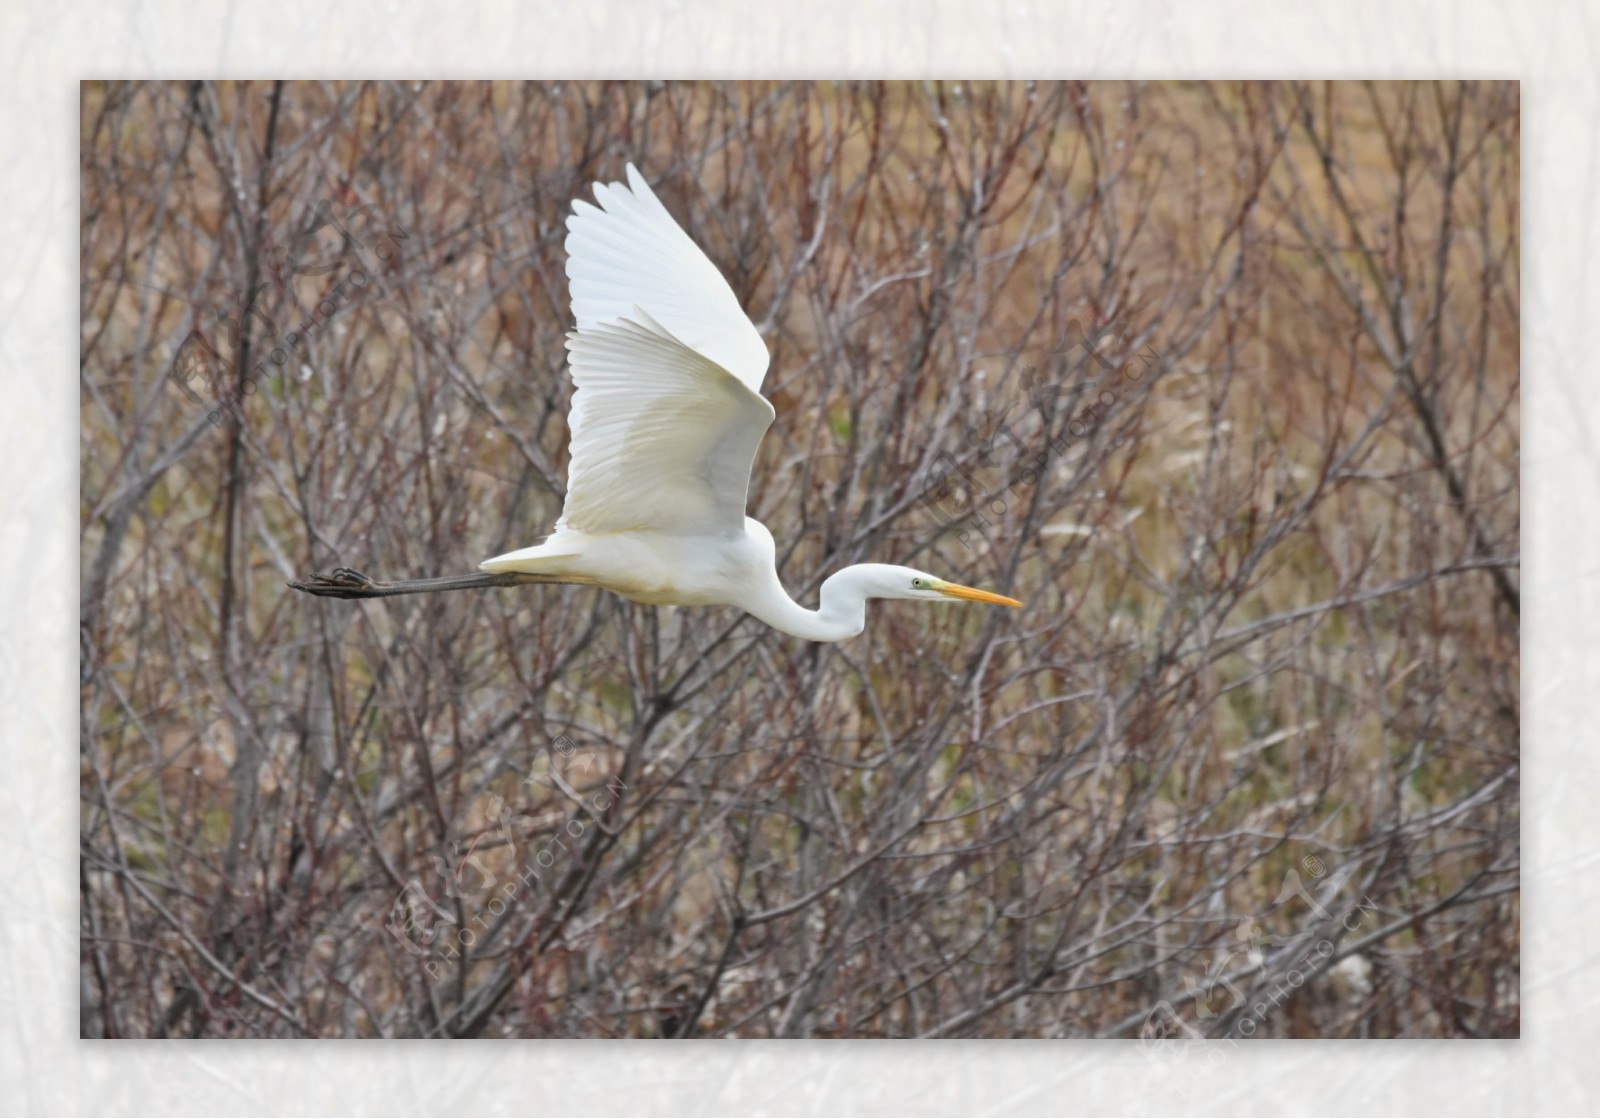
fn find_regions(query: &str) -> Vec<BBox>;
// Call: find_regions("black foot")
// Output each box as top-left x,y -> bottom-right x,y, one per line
288,567 -> 382,598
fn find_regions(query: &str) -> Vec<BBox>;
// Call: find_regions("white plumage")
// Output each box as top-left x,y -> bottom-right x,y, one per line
297,164 -> 1021,641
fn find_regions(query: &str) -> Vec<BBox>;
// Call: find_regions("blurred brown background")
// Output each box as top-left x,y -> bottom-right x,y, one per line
80,80 -> 1518,1038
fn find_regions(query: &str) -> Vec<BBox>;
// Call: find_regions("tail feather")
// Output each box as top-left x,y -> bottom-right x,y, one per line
479,537 -> 584,575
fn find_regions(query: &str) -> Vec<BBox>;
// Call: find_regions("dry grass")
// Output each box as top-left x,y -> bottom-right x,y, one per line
80,80 -> 1518,1038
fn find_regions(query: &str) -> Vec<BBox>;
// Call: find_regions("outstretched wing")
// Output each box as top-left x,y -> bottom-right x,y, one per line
565,163 -> 770,393
555,165 -> 773,537
557,312 -> 774,537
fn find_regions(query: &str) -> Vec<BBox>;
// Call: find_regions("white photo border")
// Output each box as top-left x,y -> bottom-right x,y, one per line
23,1 -> 1581,1113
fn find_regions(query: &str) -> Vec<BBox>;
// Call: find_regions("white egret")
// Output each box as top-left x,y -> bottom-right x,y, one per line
291,164 -> 1021,641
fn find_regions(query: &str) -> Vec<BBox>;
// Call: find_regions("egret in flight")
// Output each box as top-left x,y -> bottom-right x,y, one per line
291,164 -> 1021,641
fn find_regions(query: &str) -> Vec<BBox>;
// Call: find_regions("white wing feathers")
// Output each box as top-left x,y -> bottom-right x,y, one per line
565,164 -> 770,392
555,165 -> 774,538
558,314 -> 774,537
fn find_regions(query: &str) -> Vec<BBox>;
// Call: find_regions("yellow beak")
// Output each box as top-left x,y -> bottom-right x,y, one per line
936,580 -> 1023,608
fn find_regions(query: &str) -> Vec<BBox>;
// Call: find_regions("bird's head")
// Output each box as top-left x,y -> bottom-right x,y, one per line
842,564 -> 1023,609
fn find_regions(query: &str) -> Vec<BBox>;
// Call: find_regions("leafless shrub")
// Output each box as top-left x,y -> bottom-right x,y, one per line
81,80 -> 1518,1038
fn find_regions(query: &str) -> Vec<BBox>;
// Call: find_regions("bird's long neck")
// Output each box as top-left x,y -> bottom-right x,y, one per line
743,568 -> 868,643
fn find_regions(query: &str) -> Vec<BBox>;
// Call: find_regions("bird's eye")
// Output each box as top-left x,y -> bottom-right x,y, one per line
912,578 -> 924,588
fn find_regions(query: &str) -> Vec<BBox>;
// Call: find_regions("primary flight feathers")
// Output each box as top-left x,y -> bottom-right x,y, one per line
566,164 -> 770,391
